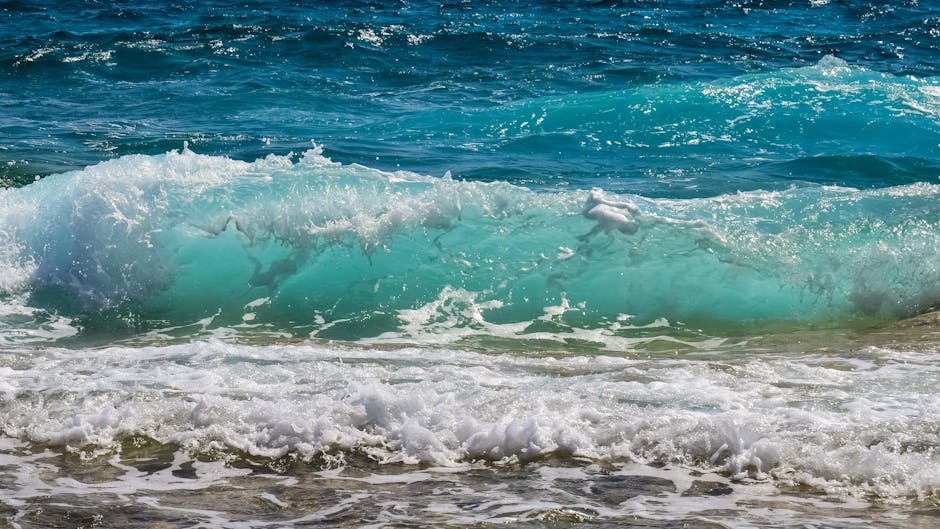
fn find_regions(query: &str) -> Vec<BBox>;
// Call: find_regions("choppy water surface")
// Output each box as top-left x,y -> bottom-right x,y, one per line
2,330 -> 940,528
2,1 -> 940,528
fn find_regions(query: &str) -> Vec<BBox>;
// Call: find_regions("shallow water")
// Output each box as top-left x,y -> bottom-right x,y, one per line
2,326 -> 940,528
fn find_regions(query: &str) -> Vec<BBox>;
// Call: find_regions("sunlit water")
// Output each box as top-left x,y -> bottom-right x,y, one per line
3,2 -> 940,527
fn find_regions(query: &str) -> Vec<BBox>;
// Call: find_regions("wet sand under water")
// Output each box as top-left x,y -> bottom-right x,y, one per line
3,445 -> 940,529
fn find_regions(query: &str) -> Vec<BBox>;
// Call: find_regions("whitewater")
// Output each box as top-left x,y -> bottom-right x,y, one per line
2,2 -> 940,528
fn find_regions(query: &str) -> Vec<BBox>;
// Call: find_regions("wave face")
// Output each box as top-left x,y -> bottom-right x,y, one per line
2,145 -> 939,343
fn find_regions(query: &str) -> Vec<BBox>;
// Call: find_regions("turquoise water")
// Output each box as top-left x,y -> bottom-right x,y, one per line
2,2 -> 940,528
4,145 -> 940,344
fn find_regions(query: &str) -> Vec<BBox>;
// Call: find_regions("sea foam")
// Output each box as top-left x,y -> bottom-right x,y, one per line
0,340 -> 937,501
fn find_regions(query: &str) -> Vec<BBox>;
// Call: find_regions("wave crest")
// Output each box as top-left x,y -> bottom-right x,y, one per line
2,146 -> 940,341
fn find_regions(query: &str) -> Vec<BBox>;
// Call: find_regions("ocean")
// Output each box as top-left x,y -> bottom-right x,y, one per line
2,1 -> 939,527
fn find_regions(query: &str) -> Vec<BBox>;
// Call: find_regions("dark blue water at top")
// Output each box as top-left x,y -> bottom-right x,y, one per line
3,0 -> 940,197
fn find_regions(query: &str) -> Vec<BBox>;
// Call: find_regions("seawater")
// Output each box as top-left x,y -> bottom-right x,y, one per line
2,2 -> 940,528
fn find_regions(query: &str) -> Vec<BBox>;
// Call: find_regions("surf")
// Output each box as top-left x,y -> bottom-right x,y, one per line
2,143 -> 939,344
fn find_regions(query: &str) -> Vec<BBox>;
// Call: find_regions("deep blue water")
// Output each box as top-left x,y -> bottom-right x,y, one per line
3,1 -> 940,194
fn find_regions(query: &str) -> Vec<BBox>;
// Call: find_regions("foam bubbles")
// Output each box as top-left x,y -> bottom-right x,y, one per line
0,339 -> 938,502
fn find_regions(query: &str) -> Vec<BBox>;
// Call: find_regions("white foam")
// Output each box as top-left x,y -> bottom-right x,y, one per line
367,286 -> 710,351
0,339 -> 937,502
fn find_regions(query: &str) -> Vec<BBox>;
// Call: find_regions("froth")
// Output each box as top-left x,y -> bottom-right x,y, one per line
1,340 -> 938,501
